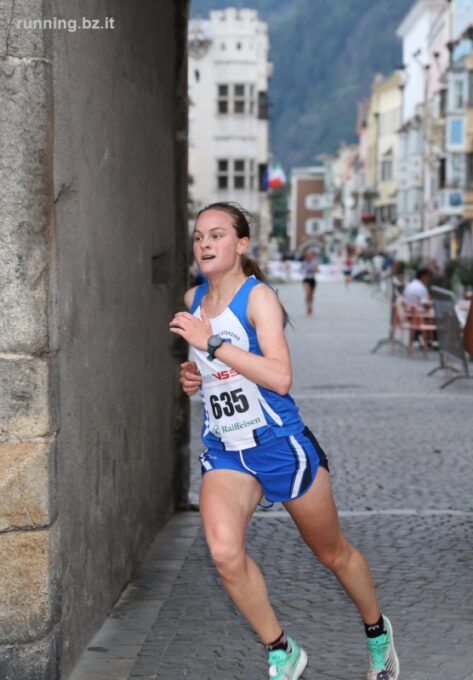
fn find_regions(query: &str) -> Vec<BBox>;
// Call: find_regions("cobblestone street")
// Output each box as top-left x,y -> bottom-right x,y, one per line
70,281 -> 473,680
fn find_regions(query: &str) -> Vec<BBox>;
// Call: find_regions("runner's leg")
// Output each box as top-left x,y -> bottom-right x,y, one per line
284,467 -> 381,625
200,469 -> 283,643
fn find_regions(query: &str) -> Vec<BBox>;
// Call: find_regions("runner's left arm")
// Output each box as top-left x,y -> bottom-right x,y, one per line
169,285 -> 292,395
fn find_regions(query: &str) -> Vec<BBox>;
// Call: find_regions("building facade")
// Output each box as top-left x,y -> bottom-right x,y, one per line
363,72 -> 403,251
397,0 -> 473,261
188,8 -> 271,223
289,166 -> 331,252
396,0 -> 446,256
446,0 -> 473,258
422,1 -> 450,262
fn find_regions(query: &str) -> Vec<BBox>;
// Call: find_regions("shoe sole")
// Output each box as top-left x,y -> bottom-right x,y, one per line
292,648 -> 308,679
383,616 -> 400,680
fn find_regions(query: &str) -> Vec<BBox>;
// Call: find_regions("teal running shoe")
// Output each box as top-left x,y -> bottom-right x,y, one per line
267,637 -> 308,679
367,615 -> 399,680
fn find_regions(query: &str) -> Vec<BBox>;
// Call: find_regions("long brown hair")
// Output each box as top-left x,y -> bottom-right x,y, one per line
196,202 -> 290,325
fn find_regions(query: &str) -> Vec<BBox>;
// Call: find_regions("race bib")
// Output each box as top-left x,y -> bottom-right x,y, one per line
202,371 -> 267,448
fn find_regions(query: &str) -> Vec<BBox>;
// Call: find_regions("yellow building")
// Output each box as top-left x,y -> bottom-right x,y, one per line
366,71 -> 403,249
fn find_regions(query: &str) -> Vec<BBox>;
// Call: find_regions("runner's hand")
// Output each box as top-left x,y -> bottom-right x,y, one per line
180,361 -> 202,396
169,309 -> 212,350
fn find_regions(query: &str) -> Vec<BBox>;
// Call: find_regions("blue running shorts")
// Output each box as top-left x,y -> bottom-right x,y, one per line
199,426 -> 329,503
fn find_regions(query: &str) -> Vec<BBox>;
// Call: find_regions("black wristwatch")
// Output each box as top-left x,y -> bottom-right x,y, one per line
207,334 -> 224,360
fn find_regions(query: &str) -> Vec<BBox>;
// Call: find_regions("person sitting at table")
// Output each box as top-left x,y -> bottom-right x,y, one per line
403,268 -> 432,310
403,268 -> 437,349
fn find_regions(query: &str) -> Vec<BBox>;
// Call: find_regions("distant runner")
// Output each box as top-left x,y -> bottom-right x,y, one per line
301,250 -> 319,316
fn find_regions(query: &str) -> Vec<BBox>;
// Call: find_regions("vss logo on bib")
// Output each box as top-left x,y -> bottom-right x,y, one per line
212,368 -> 239,380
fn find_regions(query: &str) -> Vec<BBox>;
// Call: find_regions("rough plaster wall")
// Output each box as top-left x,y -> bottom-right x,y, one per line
49,1 -> 188,674
1,0 -> 189,675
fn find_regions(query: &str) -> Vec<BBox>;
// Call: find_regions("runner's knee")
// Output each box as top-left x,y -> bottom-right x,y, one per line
316,536 -> 353,573
207,532 -> 245,578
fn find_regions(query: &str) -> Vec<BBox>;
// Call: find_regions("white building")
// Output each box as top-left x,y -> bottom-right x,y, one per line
396,0 -> 446,255
188,8 -> 271,228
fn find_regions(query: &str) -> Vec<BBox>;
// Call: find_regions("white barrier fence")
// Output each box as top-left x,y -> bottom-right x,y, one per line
266,260 -> 345,283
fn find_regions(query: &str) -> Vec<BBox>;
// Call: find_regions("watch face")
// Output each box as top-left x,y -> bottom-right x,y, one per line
209,335 -> 222,348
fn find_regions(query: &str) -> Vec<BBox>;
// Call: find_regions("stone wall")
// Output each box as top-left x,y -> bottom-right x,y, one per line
0,1 -> 189,677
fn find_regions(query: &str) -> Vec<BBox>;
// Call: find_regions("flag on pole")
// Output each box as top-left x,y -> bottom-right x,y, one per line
268,162 -> 287,189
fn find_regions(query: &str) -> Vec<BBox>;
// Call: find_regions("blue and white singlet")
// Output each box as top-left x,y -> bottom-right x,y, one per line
190,276 -> 305,451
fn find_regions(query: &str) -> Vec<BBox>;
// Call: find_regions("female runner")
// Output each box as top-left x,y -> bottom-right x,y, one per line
169,202 -> 399,680
301,249 -> 319,315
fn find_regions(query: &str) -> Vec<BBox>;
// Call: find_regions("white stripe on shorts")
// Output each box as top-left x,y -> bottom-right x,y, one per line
239,451 -> 257,475
200,452 -> 213,471
289,435 -> 307,499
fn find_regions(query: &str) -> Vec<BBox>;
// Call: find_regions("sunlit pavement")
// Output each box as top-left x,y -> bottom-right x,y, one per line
70,281 -> 473,680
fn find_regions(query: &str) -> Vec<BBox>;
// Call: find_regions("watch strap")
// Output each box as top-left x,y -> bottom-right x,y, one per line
207,336 -> 224,360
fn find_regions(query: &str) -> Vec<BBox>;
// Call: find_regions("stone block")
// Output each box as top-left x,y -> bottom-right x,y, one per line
0,0 -> 46,59
0,357 -> 51,439
0,631 -> 57,680
0,529 -> 51,642
0,55 -> 53,353
0,441 -> 52,531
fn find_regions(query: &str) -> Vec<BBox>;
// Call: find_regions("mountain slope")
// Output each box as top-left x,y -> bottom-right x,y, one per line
191,0 -> 414,168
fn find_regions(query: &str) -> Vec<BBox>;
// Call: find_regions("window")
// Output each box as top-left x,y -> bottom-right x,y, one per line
439,157 -> 446,189
217,159 -> 228,189
305,218 -> 319,235
398,189 -> 408,215
416,188 -> 423,212
234,84 -> 245,113
439,89 -> 447,117
305,194 -> 324,210
469,73 -> 473,107
453,79 -> 465,109
217,85 -> 228,114
216,159 -> 257,191
379,108 -> 400,136
409,187 -> 421,212
400,133 -> 408,161
415,127 -> 423,153
234,159 -> 245,188
249,159 -> 255,190
448,118 -> 464,146
467,154 -> 473,190
381,159 -> 392,181
258,91 -> 269,120
448,153 -> 465,187
249,84 -> 255,115
448,191 -> 463,207
258,163 -> 268,191
408,128 -> 421,155
217,83 -> 257,117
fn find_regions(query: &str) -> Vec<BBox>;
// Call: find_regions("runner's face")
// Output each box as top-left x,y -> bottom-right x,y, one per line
193,210 -> 248,275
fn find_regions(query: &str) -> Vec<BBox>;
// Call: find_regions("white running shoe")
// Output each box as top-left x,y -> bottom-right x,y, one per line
267,638 -> 308,680
366,615 -> 399,680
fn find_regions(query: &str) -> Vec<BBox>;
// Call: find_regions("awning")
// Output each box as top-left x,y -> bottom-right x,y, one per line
401,223 -> 455,244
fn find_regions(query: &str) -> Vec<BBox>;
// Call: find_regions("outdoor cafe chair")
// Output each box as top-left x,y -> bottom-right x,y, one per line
392,296 -> 437,357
